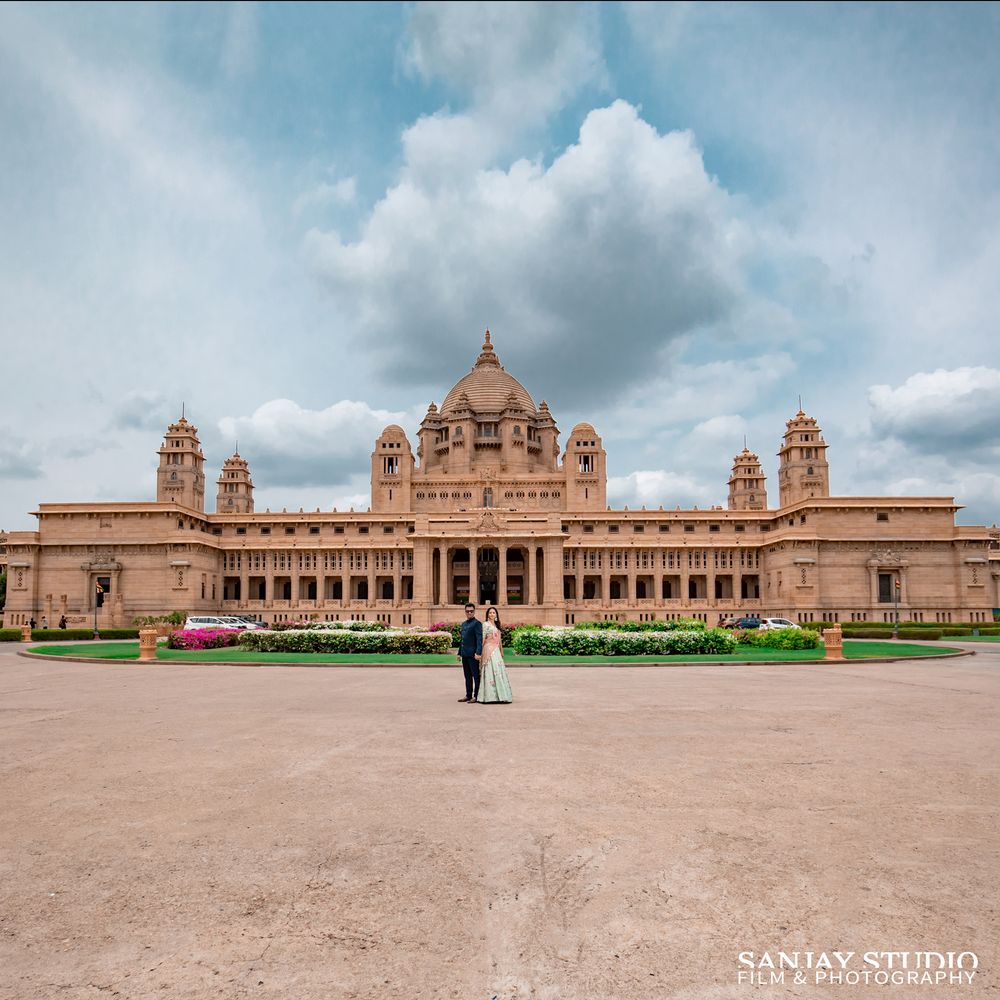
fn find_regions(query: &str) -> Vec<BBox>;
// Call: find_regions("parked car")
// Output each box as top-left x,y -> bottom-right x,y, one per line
728,616 -> 763,630
221,616 -> 267,630
758,617 -> 801,631
183,615 -> 242,631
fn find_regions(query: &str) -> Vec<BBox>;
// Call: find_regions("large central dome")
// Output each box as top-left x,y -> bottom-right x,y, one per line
440,331 -> 536,415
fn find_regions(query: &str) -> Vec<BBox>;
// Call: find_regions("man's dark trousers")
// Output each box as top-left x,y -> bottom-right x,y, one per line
459,617 -> 483,700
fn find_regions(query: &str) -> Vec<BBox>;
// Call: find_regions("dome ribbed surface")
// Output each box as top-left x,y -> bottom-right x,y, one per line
440,332 -> 536,416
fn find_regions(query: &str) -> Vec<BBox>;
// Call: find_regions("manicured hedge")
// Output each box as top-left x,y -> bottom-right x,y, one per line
898,628 -> 942,640
841,628 -> 894,639
30,629 -> 95,641
0,629 -> 21,642
510,627 -> 736,657
737,627 -> 821,650
573,618 -> 707,632
239,629 -> 452,655
430,621 -> 538,647
940,627 -> 972,636
268,620 -> 389,632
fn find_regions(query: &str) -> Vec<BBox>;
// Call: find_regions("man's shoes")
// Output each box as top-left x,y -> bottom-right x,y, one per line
458,696 -> 471,702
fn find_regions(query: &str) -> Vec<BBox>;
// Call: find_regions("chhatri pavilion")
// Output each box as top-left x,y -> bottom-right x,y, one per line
4,333 -> 996,628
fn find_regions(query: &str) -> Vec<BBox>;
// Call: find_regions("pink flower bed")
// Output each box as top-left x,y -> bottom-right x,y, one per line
166,628 -> 242,651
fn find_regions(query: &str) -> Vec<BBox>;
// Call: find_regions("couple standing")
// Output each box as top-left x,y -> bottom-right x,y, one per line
458,603 -> 513,704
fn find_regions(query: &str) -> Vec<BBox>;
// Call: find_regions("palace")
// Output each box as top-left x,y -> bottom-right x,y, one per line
4,332 -> 998,628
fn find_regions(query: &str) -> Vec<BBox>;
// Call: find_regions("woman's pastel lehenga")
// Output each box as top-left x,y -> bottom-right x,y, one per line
477,621 -> 513,703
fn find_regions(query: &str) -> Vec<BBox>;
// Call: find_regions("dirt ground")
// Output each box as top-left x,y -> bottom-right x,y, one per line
0,645 -> 997,1000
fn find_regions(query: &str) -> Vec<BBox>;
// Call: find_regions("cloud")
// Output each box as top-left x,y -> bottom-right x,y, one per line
0,432 -> 45,480
607,470 -> 718,511
868,367 -> 1000,453
217,398 -> 422,488
109,391 -> 174,432
221,2 -> 258,80
307,100 -> 746,405
292,177 -> 357,217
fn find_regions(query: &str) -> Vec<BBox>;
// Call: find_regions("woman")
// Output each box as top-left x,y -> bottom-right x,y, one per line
476,606 -> 513,704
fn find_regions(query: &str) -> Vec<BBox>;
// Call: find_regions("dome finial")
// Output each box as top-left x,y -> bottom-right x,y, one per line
474,328 -> 499,367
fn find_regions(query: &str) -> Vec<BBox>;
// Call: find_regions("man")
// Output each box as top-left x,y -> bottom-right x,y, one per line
457,603 -> 483,703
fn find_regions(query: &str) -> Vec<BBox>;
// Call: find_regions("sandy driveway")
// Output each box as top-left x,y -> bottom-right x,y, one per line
1,646 -> 997,999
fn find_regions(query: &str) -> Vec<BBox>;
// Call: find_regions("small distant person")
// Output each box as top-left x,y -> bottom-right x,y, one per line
41,616 -> 48,629
58,615 -> 67,630
457,603 -> 483,703
29,617 -> 36,630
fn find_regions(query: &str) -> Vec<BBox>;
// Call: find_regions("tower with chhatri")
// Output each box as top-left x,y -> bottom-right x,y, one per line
777,407 -> 830,507
155,413 -> 206,511
216,450 -> 255,514
728,445 -> 768,510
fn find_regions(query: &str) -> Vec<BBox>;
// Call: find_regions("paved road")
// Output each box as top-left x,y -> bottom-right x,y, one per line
1,642 -> 997,999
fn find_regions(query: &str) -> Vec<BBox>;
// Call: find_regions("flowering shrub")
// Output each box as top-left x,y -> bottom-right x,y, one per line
268,620 -> 388,632
511,627 -> 737,656
238,629 -> 451,655
736,627 -> 820,650
432,620 -> 540,647
572,618 -> 707,633
167,628 -> 243,650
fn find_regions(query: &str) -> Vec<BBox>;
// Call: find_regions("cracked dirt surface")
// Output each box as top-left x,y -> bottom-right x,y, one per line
0,648 -> 997,999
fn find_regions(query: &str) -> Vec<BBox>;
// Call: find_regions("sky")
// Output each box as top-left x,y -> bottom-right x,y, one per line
2,1 -> 999,530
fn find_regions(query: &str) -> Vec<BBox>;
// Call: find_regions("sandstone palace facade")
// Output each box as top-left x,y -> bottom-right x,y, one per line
4,333 -> 998,628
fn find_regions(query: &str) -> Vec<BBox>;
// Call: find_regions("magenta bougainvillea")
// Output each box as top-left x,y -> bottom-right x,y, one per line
166,628 -> 243,651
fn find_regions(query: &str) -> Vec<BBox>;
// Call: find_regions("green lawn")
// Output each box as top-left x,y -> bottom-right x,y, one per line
27,641 -> 962,664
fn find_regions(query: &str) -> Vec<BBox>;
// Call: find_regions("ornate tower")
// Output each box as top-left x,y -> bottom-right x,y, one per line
371,424 -> 414,513
156,414 -> 206,511
562,423 -> 607,511
777,408 -> 830,508
216,450 -> 254,514
728,446 -> 768,510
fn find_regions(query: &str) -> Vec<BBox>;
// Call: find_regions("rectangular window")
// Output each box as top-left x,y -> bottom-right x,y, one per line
583,525 -> 594,533
608,524 -> 619,533
876,512 -> 889,522
236,527 -> 246,535
285,527 -> 295,535
260,527 -> 271,535
383,526 -> 394,534
359,526 -> 370,534
709,524 -> 720,533
334,526 -> 345,534
734,524 -> 745,532
309,527 -> 320,535
633,524 -> 644,533
658,524 -> 670,533
578,454 -> 593,473
684,524 -> 695,533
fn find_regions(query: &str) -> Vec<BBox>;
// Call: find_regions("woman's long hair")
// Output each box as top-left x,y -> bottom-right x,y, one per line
485,606 -> 502,631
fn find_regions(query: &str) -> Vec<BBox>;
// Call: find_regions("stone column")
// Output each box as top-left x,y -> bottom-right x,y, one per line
575,550 -> 584,605
654,550 -> 664,606
265,551 -> 276,605
526,544 -> 536,606
291,551 -> 300,610
469,542 -> 479,607
438,545 -> 449,607
707,553 -> 717,608
239,551 -> 249,608
498,545 -> 508,607
627,549 -> 637,604
600,549 -> 610,607
680,551 -> 690,609
341,552 -> 350,607
367,551 -> 376,607
393,549 -> 402,607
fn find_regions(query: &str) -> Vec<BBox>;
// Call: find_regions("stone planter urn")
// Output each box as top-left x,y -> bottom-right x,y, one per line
822,624 -> 843,661
21,624 -> 32,642
138,627 -> 159,662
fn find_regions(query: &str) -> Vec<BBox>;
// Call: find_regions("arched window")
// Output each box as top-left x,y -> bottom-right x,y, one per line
483,488 -> 494,508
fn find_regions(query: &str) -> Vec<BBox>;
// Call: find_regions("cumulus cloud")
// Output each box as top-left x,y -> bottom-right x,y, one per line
869,367 -> 1000,452
292,177 -> 357,217
307,100 -> 745,404
218,398 -> 422,488
0,435 -> 44,480
608,470 -> 719,511
109,391 -> 174,432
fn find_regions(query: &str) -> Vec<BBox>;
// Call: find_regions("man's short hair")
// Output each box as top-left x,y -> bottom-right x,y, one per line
465,603 -> 476,611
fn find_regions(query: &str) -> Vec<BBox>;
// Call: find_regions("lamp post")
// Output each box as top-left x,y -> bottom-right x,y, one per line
94,582 -> 103,640
893,578 -> 901,638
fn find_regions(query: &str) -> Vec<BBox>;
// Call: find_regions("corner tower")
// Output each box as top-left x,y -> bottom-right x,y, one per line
563,423 -> 607,510
371,424 -> 414,513
777,408 -> 829,508
216,450 -> 254,514
156,414 -> 206,511
728,446 -> 768,510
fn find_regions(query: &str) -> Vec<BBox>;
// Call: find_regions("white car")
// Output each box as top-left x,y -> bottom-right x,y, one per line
184,615 -> 242,631
758,617 -> 802,631
221,616 -> 267,630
